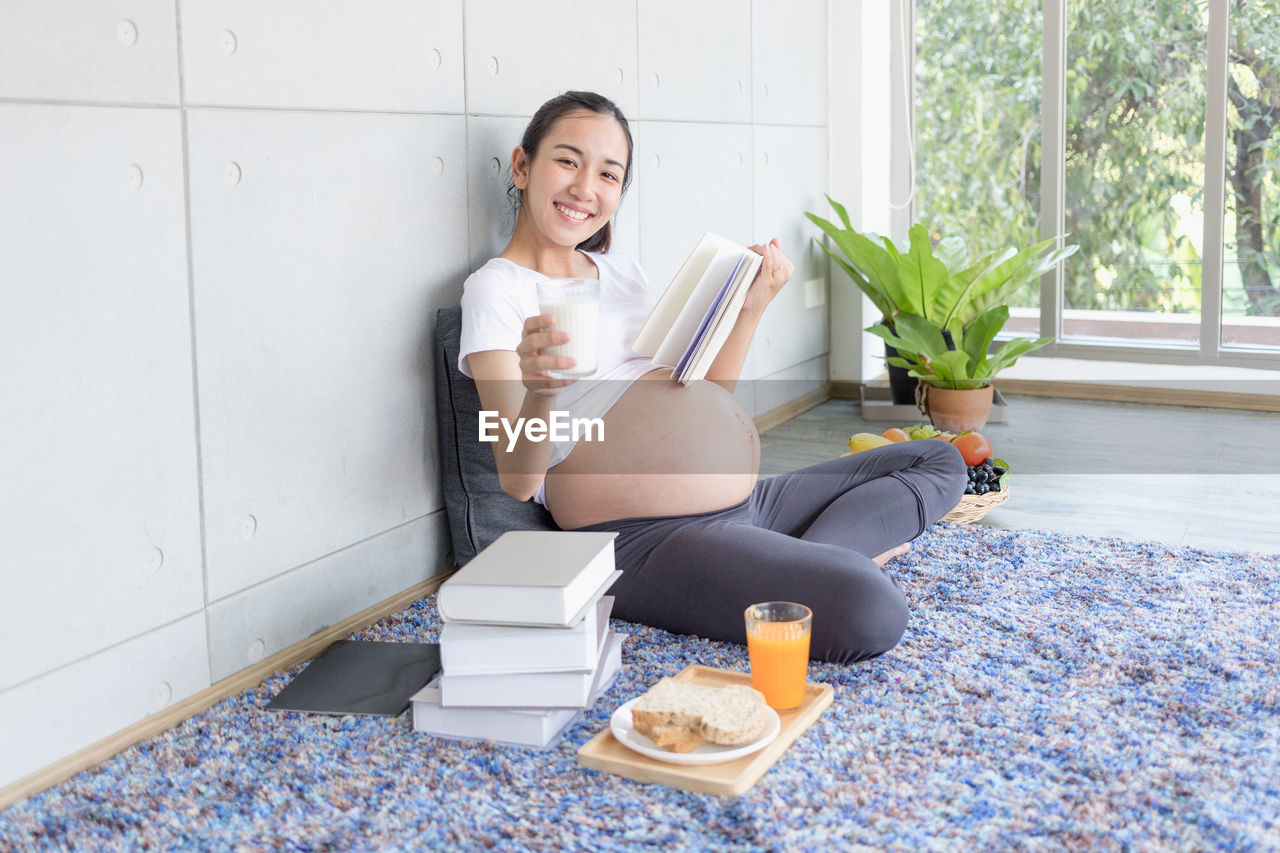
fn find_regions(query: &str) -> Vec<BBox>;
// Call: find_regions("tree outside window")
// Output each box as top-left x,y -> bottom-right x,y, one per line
916,0 -> 1279,349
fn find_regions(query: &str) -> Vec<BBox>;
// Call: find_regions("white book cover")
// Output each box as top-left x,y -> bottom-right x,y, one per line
412,633 -> 625,748
438,629 -> 623,710
436,531 -> 619,628
632,233 -> 763,383
410,676 -> 580,749
440,596 -> 614,676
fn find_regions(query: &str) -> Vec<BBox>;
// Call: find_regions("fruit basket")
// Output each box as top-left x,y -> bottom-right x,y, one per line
941,480 -> 1010,524
844,424 -> 1011,525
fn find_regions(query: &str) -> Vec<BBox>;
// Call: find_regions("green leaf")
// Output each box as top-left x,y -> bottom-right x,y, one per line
961,304 -> 1010,368
973,336 -> 1052,380
806,213 -> 898,320
899,224 -> 950,321
887,312 -> 951,358
882,235 -> 902,265
840,231 -> 908,310
955,241 -> 1052,325
824,194 -> 853,231
927,350 -> 974,387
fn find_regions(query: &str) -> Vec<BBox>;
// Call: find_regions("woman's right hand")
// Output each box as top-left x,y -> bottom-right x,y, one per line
517,314 -> 579,394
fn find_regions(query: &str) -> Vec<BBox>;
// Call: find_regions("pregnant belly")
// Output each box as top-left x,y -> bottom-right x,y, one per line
544,369 -> 761,529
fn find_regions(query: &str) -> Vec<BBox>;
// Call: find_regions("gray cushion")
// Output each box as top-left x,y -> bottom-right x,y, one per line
435,307 -> 558,566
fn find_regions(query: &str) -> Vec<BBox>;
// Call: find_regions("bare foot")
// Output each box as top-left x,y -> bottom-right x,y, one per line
872,542 -> 910,567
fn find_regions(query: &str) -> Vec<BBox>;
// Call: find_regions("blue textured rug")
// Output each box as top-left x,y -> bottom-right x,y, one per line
3,523 -> 1278,851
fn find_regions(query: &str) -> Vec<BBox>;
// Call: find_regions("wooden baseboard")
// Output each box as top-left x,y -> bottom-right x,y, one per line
0,573 -> 453,812
995,379 -> 1280,412
830,377 -> 1278,412
828,381 -> 863,400
753,385 -> 832,433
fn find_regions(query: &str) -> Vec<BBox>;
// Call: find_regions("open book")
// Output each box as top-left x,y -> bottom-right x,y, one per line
632,233 -> 763,384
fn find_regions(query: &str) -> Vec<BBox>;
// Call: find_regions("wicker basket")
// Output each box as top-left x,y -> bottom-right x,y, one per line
941,481 -> 1011,524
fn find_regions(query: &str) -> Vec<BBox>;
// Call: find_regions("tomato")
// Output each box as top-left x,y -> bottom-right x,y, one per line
881,427 -> 909,443
951,431 -> 993,466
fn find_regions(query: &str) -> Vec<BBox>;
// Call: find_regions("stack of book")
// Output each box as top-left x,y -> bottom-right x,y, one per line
411,530 -> 624,748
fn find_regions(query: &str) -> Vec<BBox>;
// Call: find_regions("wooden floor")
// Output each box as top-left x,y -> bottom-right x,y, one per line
758,394 -> 1280,555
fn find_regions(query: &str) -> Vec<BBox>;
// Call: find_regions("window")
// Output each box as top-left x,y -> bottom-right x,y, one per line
1222,1 -> 1280,350
914,0 -> 1280,363
916,0 -> 1043,323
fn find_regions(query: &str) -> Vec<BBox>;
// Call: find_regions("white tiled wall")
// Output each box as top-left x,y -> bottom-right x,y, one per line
464,0 -> 640,118
1,103 -> 202,690
0,2 -> 181,104
638,0 -> 754,123
0,0 -> 830,792
752,124 -> 830,376
634,121 -> 756,299
178,0 -> 465,113
186,108 -> 467,600
752,0 -> 828,127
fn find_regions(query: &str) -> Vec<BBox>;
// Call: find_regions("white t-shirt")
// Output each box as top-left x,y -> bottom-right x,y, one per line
458,251 -> 661,505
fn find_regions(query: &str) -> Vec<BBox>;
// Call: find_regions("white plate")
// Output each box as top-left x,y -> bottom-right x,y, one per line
609,697 -> 781,765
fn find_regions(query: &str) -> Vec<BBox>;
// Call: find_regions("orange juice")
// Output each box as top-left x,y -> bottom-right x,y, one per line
745,609 -> 811,711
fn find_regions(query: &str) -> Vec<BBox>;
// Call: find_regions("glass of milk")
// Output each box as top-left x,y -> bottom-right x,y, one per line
536,278 -> 600,378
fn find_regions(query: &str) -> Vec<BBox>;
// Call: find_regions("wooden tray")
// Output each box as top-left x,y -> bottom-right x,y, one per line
576,665 -> 834,797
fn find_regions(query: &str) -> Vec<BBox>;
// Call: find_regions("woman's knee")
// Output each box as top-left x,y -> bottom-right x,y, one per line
908,439 -> 967,522
809,568 -> 910,664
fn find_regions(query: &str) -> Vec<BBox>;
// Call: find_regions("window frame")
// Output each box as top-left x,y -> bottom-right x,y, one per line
901,0 -> 1280,371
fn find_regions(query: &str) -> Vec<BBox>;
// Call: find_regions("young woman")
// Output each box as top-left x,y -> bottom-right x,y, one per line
459,91 -> 966,663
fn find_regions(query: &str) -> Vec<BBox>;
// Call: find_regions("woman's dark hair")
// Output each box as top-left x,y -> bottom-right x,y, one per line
509,91 -> 634,254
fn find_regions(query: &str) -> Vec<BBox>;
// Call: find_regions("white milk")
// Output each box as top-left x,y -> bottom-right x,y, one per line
538,297 -> 600,377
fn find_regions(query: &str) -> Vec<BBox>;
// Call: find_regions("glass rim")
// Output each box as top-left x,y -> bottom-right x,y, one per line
744,601 -> 812,623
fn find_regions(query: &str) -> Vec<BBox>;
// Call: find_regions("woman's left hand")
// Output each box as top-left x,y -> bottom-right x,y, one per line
743,238 -> 795,317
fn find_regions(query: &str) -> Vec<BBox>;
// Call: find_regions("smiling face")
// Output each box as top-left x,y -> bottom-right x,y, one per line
511,110 -> 631,252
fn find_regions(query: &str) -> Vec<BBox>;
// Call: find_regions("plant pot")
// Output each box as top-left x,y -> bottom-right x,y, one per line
883,343 -> 918,405
884,330 -> 955,406
918,384 -> 994,433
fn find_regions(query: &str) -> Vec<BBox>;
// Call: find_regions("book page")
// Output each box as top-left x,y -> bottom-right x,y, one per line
680,250 -> 763,383
631,236 -> 718,356
674,253 -> 747,376
651,246 -> 746,368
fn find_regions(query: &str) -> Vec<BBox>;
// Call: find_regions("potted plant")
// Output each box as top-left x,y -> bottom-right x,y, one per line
866,305 -> 1050,432
805,196 -> 1077,402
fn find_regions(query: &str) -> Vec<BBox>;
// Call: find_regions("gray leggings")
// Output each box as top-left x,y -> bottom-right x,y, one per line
577,441 -> 967,664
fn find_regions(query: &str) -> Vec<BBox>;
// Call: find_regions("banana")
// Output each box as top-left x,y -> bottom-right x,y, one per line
847,432 -> 894,454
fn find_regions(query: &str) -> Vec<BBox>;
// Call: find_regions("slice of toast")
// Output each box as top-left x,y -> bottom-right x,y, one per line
630,677 -> 768,747
646,724 -> 710,753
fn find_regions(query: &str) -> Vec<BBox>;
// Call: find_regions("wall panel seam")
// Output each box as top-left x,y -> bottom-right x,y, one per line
204,510 -> 449,607
0,98 -> 178,109
172,0 -> 214,680
0,609 -> 207,697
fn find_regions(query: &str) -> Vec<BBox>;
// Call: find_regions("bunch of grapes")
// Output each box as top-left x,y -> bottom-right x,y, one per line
965,458 -> 1006,496
906,423 -> 943,440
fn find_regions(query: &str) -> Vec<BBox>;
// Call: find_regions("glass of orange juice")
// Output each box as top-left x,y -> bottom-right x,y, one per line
744,601 -> 812,711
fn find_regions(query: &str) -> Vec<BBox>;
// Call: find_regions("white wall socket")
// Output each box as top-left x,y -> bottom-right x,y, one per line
803,277 -> 826,309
